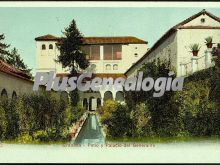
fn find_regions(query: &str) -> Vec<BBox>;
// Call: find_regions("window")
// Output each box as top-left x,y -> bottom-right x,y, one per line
49,44 -> 53,49
106,64 -> 111,70
104,45 -> 112,60
82,45 -> 100,60
113,64 -> 118,70
91,64 -> 96,69
104,45 -> 122,60
90,45 -> 100,60
42,44 -> 46,50
113,45 -> 122,60
201,18 -> 205,23
134,53 -> 138,57
82,46 -> 90,59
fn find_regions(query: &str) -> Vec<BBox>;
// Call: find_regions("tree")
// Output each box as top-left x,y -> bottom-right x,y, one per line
57,19 -> 89,105
57,19 -> 89,74
0,34 -> 32,78
9,48 -> 32,78
0,34 -> 11,61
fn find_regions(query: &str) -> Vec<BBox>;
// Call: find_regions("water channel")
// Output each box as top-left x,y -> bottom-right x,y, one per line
73,113 -> 105,146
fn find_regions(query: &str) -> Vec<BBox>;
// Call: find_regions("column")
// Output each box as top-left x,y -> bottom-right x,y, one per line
191,57 -> 198,74
112,91 -> 116,101
100,46 -> 104,73
205,48 -> 213,68
100,90 -> 105,106
180,64 -> 186,76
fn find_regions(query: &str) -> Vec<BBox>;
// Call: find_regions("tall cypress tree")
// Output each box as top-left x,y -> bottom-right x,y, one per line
57,19 -> 89,75
57,19 -> 89,106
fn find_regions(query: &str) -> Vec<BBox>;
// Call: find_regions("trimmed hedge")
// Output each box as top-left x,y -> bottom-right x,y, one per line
0,91 -> 85,143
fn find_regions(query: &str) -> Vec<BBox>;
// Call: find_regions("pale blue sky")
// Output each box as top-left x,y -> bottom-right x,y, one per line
0,7 -> 220,74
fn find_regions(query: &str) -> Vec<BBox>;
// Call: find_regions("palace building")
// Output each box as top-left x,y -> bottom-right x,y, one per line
35,9 -> 220,110
35,35 -> 148,110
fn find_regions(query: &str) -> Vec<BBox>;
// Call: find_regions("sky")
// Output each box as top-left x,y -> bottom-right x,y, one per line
0,7 -> 220,74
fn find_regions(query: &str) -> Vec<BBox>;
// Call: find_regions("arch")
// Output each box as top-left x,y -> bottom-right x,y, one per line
115,91 -> 125,102
90,64 -> 96,72
105,64 -> 111,70
42,44 -> 46,50
89,96 -> 95,111
83,98 -> 88,110
97,98 -> 101,108
104,91 -> 113,102
1,89 -> 8,99
12,91 -> 17,100
113,64 -> 118,70
49,44 -> 53,49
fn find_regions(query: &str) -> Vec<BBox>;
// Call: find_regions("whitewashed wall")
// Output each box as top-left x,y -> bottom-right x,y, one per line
36,41 -> 148,74
126,32 -> 178,77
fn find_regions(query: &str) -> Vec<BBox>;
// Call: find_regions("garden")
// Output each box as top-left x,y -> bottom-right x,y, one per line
0,91 -> 86,144
97,48 -> 220,142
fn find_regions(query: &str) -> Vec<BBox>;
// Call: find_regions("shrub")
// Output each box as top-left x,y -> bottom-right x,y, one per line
98,100 -> 132,138
17,133 -> 33,144
0,104 -> 7,140
0,91 -> 80,143
130,103 -> 153,137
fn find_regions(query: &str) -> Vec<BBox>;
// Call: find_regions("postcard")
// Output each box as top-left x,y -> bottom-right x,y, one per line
0,1 -> 220,163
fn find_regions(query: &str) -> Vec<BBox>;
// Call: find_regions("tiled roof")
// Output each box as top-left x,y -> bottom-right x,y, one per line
81,37 -> 147,44
35,34 -> 147,44
0,60 -> 32,82
35,34 -> 60,41
125,9 -> 220,75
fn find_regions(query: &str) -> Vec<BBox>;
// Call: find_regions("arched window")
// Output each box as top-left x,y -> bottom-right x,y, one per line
42,44 -> 46,50
115,91 -> 125,102
113,64 -> 118,70
106,64 -> 111,70
91,64 -> 96,72
49,44 -> 53,49
1,89 -> 8,99
12,91 -> 17,100
104,91 -> 113,102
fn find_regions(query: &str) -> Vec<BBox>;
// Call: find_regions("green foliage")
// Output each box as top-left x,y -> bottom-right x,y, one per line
69,90 -> 79,106
9,48 -> 33,79
130,103 -> 153,137
189,43 -> 201,52
0,91 -> 83,143
98,100 -> 132,138
0,105 -> 7,140
0,34 -> 32,78
123,59 -> 220,138
57,19 -> 89,74
0,33 -> 10,61
205,36 -> 213,44
71,102 -> 86,123
171,81 -> 219,136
